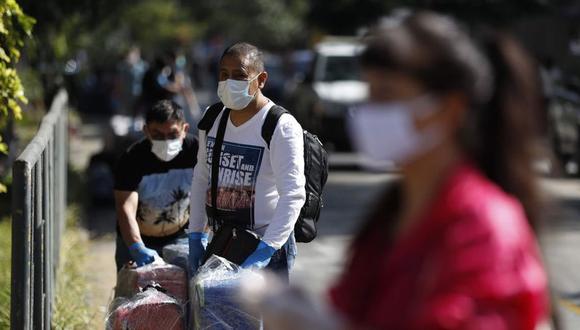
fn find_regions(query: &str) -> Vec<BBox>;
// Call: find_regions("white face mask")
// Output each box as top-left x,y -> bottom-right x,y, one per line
348,96 -> 442,169
217,74 -> 260,110
151,137 -> 183,162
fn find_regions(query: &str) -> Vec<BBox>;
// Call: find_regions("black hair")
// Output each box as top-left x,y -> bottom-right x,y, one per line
220,42 -> 265,74
358,11 -> 543,236
145,100 -> 184,124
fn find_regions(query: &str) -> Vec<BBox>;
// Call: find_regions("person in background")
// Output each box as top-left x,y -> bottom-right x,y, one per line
141,51 -> 201,129
247,12 -> 551,329
140,52 -> 178,117
117,46 -> 148,116
113,100 -> 197,271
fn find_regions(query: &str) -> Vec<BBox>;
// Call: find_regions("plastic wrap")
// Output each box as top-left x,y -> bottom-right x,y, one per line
162,241 -> 189,270
106,285 -> 185,330
116,261 -> 188,304
191,255 -> 264,330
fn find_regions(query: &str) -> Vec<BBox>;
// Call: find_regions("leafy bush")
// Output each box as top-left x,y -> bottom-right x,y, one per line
0,0 -> 35,192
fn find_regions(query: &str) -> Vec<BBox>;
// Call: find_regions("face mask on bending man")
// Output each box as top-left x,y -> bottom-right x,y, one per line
143,102 -> 190,162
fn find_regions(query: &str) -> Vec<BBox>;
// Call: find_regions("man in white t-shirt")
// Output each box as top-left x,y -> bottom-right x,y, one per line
188,42 -> 306,280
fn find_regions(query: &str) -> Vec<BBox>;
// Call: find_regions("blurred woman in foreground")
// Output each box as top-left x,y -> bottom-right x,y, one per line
247,12 -> 550,329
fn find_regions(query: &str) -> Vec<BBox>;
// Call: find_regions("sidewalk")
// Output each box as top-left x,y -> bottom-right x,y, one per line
85,237 -> 116,325
540,179 -> 580,328
69,115 -> 118,328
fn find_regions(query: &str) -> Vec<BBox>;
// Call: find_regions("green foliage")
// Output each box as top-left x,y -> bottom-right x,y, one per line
21,0 -> 200,66
82,0 -> 200,62
124,0 -> 197,50
0,0 -> 34,62
192,0 -> 309,49
22,0 -> 310,65
0,218 -> 11,328
0,0 -> 34,123
0,0 -> 35,193
16,65 -> 43,104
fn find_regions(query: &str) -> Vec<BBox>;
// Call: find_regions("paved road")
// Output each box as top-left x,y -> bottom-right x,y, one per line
292,171 -> 393,294
540,179 -> 580,328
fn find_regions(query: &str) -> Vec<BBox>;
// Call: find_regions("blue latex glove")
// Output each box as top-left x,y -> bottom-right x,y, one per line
189,232 -> 209,276
241,241 -> 277,269
128,242 -> 159,267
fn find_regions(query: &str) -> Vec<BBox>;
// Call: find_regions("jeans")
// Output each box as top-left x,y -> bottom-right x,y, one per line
115,234 -> 188,272
263,234 -> 297,283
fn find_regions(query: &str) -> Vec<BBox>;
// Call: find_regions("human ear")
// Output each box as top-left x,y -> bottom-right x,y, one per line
258,71 -> 268,89
413,93 -> 465,132
441,92 -> 468,130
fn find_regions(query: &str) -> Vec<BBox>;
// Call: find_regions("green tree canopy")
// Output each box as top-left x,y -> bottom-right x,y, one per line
21,0 -> 199,65
189,0 -> 308,49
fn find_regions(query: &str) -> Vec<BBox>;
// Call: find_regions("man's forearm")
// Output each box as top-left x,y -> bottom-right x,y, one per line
118,212 -> 142,246
114,190 -> 142,247
261,191 -> 304,249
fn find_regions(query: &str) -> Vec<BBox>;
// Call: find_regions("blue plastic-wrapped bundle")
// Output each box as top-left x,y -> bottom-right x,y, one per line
191,256 -> 263,330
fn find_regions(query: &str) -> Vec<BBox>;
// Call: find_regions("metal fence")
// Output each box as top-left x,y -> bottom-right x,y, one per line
11,90 -> 68,329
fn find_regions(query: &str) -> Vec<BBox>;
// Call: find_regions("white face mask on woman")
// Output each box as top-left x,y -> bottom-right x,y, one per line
217,74 -> 260,110
151,137 -> 183,162
349,96 -> 442,169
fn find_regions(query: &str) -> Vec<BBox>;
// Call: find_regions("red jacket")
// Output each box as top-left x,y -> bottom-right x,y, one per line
329,163 -> 549,329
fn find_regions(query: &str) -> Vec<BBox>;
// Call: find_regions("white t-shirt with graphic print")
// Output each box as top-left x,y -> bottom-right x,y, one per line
189,101 -> 306,249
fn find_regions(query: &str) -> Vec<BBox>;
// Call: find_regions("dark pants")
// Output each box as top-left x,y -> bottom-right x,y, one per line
263,237 -> 296,284
114,232 -> 187,272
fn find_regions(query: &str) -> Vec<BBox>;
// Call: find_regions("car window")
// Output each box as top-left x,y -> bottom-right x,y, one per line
320,56 -> 360,82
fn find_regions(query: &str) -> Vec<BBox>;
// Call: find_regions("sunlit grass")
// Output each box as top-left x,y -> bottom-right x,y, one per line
0,218 -> 11,328
52,205 -> 96,329
0,206 -> 97,329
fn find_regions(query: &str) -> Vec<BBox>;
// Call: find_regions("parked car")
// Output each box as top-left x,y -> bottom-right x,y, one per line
546,86 -> 580,176
287,38 -> 368,151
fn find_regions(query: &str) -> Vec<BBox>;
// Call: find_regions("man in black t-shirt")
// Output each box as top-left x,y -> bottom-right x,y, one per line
114,100 -> 197,271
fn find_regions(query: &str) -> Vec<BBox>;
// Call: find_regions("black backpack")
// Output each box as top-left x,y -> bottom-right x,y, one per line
198,102 -> 328,243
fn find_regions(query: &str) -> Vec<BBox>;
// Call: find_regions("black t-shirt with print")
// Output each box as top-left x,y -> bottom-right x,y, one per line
114,134 -> 197,239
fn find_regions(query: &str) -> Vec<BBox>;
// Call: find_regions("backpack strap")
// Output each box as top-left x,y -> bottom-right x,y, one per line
209,108 -> 231,231
261,105 -> 289,148
198,102 -> 225,131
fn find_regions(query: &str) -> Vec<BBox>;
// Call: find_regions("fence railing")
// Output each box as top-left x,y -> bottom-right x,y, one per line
11,90 -> 68,329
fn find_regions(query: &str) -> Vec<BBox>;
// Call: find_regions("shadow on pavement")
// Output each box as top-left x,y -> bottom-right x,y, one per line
315,171 -> 394,237
84,203 -> 117,239
544,197 -> 580,232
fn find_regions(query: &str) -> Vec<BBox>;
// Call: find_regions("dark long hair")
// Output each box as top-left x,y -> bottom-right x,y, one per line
356,12 -> 543,241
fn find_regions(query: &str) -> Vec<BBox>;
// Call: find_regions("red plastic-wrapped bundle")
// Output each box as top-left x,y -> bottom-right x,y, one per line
107,286 -> 185,330
116,261 -> 187,304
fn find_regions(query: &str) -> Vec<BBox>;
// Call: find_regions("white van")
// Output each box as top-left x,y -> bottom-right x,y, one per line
312,39 -> 368,150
